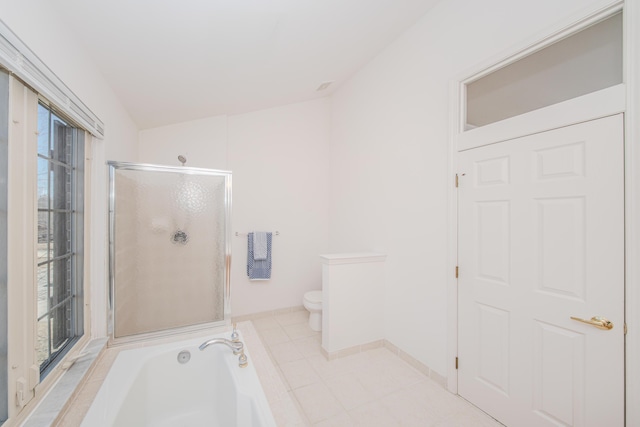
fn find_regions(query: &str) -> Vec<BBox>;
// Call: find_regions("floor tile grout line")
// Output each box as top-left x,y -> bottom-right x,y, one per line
260,320 -> 401,425
252,315 -> 505,427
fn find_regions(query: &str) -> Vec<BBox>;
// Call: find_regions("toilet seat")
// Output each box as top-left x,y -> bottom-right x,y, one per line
303,290 -> 323,331
304,290 -> 322,304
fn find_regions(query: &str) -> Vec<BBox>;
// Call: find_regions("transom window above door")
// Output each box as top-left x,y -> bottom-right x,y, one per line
464,13 -> 622,131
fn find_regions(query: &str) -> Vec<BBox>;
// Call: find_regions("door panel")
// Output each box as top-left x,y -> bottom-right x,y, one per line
458,114 -> 624,427
532,321 -> 585,426
477,303 -> 510,395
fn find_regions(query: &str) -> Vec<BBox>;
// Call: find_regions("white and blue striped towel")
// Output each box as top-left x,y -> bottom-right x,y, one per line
253,232 -> 268,261
247,232 -> 272,280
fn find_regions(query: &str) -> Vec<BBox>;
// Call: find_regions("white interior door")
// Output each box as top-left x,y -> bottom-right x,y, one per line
457,114 -> 624,427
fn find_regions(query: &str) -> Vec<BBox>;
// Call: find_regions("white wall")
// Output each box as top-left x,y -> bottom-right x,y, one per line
139,98 -> 331,317
328,0 -> 606,377
138,116 -> 228,169
0,0 -> 139,339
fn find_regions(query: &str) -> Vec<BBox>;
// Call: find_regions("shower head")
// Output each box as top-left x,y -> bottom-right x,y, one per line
178,155 -> 187,166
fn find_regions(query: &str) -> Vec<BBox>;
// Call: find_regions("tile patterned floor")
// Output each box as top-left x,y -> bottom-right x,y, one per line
252,310 -> 504,427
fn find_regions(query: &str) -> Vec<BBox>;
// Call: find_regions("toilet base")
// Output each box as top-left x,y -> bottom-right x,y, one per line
308,311 -> 322,331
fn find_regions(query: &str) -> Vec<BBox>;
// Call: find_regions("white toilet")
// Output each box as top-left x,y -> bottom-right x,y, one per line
303,290 -> 323,331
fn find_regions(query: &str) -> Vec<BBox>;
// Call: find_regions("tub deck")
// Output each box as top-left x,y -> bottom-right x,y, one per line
57,321 -> 301,426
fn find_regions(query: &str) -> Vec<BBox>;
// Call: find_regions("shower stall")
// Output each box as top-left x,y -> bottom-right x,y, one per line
108,162 -> 231,342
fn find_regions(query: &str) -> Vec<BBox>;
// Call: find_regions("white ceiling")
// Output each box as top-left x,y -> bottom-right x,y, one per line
50,0 -> 441,129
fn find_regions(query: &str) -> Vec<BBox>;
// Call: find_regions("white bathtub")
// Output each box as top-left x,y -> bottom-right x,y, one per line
81,331 -> 276,427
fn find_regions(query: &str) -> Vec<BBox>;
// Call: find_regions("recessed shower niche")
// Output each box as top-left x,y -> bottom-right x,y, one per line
108,162 -> 231,341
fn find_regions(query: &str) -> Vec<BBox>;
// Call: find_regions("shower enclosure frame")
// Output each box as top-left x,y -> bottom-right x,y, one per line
107,161 -> 232,345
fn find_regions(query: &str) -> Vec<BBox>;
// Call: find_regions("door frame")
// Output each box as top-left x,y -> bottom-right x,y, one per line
446,0 -> 640,425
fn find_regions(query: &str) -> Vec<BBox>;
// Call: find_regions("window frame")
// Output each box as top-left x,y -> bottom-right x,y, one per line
0,68 -> 9,426
35,101 -> 85,378
2,77 -> 93,426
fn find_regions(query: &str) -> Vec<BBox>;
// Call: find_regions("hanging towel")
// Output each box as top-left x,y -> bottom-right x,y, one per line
247,232 -> 272,280
253,231 -> 268,261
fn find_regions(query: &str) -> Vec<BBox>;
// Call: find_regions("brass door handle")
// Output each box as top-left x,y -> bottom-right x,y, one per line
570,316 -> 613,330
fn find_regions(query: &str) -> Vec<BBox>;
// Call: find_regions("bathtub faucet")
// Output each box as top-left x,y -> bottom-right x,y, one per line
199,338 -> 248,368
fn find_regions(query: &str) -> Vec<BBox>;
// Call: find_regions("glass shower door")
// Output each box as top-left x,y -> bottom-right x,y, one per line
109,162 -> 231,340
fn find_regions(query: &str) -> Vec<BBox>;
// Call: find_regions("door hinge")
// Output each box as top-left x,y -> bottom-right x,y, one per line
455,357 -> 458,369
455,266 -> 459,278
455,174 -> 459,188
624,323 -> 627,335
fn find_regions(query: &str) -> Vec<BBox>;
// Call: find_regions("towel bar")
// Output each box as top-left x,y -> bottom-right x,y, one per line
235,231 -> 280,237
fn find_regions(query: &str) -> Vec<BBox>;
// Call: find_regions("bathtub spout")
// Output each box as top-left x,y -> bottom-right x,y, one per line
199,338 -> 243,354
199,338 -> 248,368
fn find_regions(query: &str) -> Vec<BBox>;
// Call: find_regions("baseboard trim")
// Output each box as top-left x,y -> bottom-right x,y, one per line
320,338 -> 447,389
232,305 -> 305,323
237,307 -> 448,390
